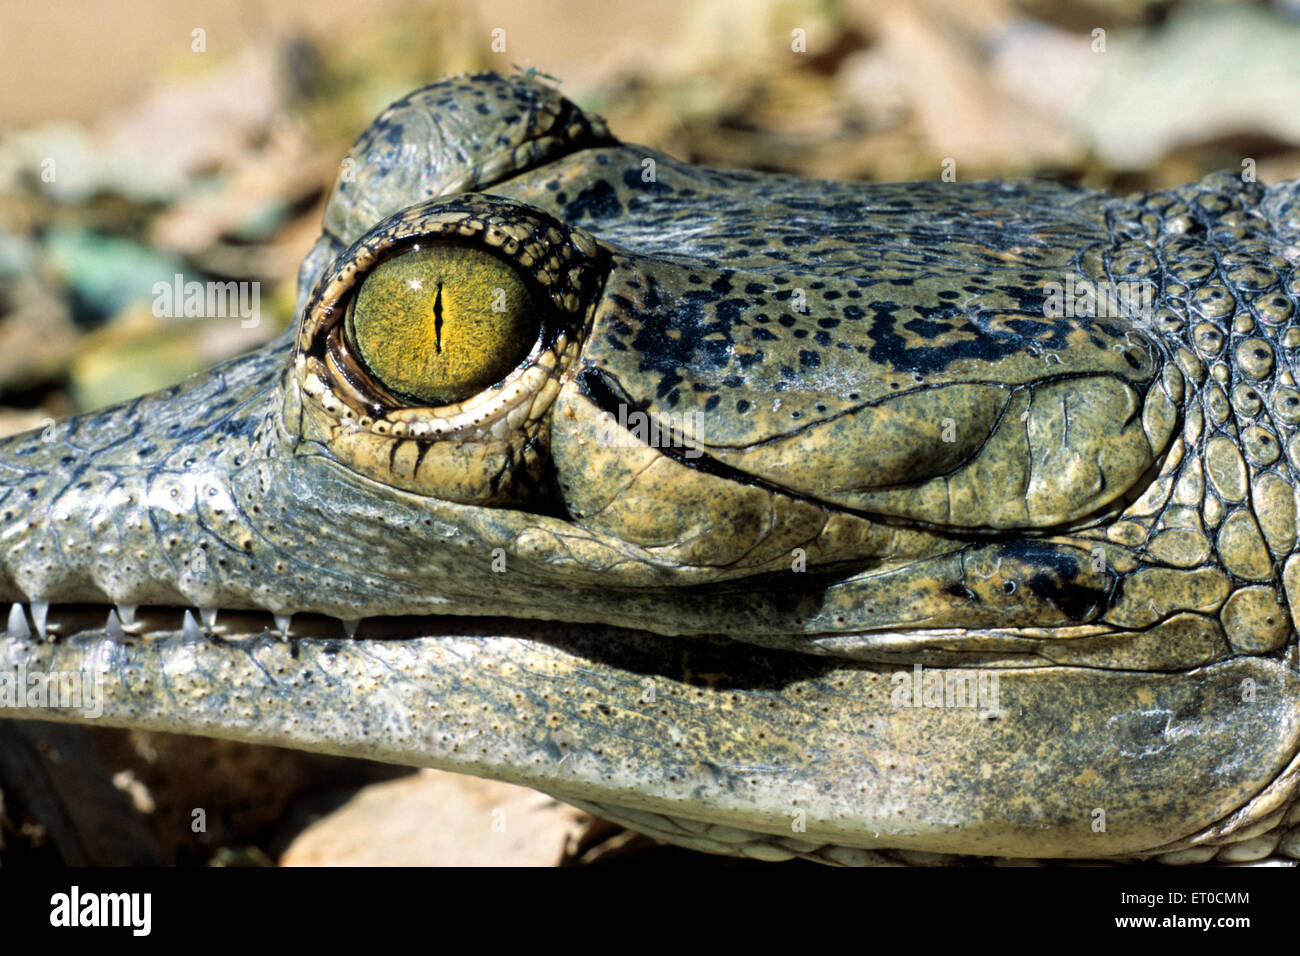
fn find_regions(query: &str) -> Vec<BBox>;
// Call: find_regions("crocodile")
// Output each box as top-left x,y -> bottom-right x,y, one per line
2,72 -> 1300,865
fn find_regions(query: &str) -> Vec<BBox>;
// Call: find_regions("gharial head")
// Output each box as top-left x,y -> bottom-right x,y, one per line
2,72 -> 1300,864
0,72 -> 1207,655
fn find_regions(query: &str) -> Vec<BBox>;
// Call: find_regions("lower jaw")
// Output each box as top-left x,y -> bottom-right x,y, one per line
3,603 -> 1298,863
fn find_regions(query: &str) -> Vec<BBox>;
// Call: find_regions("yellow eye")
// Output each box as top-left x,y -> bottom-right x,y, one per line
346,243 -> 541,406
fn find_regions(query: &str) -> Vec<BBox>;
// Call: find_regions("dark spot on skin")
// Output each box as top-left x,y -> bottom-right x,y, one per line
564,180 -> 623,222
944,583 -> 977,601
621,168 -> 673,193
865,297 -> 1087,375
1000,542 -> 1108,622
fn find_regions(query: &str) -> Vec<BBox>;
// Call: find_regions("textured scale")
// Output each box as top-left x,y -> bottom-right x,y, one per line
1074,174 -> 1300,657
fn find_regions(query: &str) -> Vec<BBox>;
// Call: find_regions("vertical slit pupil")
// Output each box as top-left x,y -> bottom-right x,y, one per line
432,282 -> 444,354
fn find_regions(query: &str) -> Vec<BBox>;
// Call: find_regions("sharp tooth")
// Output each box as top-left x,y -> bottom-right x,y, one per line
7,603 -> 31,640
116,604 -> 137,628
199,607 -> 218,631
342,618 -> 361,638
182,610 -> 203,642
30,600 -> 49,637
105,609 -> 124,640
274,613 -> 292,636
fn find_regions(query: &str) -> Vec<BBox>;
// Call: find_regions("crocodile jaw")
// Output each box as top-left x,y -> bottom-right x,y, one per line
2,607 -> 1297,862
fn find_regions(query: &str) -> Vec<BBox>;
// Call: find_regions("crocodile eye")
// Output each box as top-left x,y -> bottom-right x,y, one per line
346,243 -> 541,406
293,193 -> 603,505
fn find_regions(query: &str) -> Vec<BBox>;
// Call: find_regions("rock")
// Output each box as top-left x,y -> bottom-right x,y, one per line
281,769 -> 593,866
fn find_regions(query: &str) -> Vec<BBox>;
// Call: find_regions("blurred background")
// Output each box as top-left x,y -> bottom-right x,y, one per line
2,0 -> 1300,865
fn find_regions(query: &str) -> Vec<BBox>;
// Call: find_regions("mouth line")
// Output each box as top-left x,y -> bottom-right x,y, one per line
0,602 -> 1215,698
0,600 -> 1141,666
2,601 -> 905,646
0,601 -> 859,693
2,601 -> 496,645
1,601 -> 814,653
0,599 -> 979,647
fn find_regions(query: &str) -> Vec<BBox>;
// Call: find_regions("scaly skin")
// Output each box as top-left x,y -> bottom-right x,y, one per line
1,73 -> 1300,864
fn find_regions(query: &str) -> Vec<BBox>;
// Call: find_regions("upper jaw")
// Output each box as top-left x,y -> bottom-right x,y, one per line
0,320 -> 1146,659
0,329 -> 297,613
